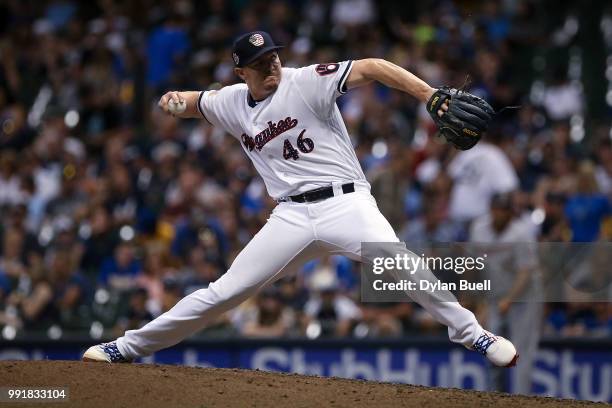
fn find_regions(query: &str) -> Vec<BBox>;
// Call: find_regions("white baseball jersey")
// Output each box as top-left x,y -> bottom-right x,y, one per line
197,61 -> 368,199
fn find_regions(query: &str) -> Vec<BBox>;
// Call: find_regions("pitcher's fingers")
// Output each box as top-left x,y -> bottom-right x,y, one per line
170,92 -> 181,104
159,94 -> 171,108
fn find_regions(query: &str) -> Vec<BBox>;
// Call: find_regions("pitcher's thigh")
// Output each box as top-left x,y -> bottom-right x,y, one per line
319,192 -> 399,258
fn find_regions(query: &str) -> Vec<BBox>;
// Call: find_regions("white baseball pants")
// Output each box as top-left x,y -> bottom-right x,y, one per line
116,186 -> 482,358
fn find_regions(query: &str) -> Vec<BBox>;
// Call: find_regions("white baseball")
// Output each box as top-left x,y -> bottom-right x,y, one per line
168,99 -> 187,114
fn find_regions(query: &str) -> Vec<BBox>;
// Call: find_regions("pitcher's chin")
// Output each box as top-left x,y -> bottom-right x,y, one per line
263,76 -> 281,91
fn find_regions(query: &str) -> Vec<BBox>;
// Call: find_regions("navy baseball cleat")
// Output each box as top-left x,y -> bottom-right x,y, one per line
82,341 -> 132,363
468,330 -> 519,367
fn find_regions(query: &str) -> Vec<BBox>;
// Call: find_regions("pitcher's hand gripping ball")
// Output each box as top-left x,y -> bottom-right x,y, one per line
168,99 -> 187,115
427,86 -> 494,150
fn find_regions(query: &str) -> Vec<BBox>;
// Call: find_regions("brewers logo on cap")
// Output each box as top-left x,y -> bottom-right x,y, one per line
249,33 -> 264,47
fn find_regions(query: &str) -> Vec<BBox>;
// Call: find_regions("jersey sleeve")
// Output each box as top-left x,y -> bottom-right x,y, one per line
197,85 -> 244,137
293,60 -> 354,118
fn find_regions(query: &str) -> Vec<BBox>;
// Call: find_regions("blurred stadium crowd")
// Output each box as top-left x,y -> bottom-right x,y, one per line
0,0 -> 610,342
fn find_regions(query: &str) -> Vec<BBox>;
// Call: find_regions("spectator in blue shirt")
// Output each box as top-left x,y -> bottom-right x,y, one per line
0,269 -> 11,301
48,249 -> 90,326
146,14 -> 190,89
99,241 -> 142,290
565,161 -> 611,241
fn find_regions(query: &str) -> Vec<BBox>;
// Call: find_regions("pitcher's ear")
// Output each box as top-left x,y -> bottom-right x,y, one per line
235,67 -> 245,81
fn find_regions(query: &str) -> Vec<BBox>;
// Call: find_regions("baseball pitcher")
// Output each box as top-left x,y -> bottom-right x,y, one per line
83,31 -> 517,367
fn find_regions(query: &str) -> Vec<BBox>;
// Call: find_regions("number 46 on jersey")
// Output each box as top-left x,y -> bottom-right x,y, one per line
283,130 -> 314,160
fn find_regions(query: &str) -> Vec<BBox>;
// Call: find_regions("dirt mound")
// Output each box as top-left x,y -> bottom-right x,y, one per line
0,361 -> 603,408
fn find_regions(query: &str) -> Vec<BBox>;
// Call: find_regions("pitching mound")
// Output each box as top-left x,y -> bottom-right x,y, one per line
0,361 -> 604,408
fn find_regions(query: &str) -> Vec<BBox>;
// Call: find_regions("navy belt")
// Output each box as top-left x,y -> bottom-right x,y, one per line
281,183 -> 355,203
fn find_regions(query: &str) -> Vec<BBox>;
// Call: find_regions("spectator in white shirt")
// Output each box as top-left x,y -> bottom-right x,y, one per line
448,139 -> 519,223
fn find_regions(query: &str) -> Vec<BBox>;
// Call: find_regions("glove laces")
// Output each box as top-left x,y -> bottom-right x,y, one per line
454,74 -> 521,115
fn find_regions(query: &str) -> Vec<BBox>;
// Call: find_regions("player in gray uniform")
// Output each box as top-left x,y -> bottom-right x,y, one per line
84,31 -> 518,368
470,193 -> 542,392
